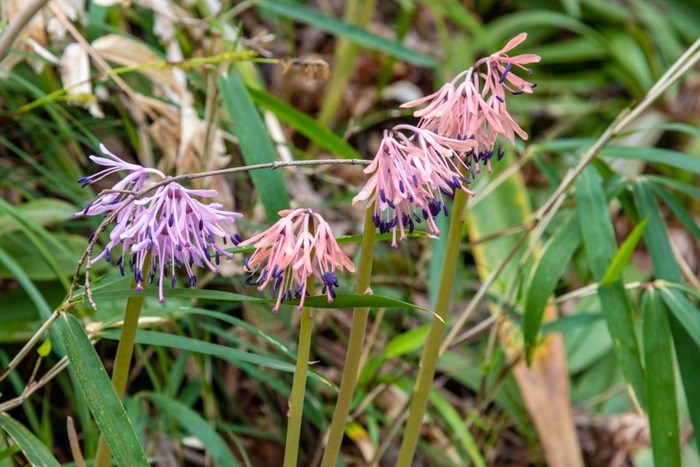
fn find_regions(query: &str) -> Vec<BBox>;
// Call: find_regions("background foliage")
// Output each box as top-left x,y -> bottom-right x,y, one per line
1,0 -> 699,465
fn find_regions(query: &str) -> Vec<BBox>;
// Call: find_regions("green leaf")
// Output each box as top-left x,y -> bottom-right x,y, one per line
256,0 -> 438,68
246,87 -> 360,159
218,72 -> 290,221
0,414 -> 60,467
429,390 -> 485,467
643,289 -> 681,467
633,180 -> 700,450
600,216 -> 649,285
575,167 -> 646,406
98,329 -> 332,387
142,393 -> 238,467
603,145 -> 700,176
53,313 -> 148,466
0,247 -> 53,322
385,324 -> 430,358
0,199 -> 76,236
52,313 -> 148,466
652,184 -> 700,240
524,216 -> 581,362
93,287 -> 429,313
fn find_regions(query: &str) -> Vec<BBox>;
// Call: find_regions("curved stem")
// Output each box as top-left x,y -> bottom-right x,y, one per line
321,207 -> 376,466
396,190 -> 468,465
283,306 -> 314,467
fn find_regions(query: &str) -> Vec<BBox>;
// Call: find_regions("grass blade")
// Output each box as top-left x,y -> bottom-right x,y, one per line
642,288 -> 680,467
0,414 -> 60,467
256,0 -> 438,68
142,393 -> 238,467
524,216 -> 581,362
246,87 -> 360,159
600,216 -> 649,285
53,313 -> 148,466
574,167 -> 646,406
633,179 -> 700,450
218,72 -> 290,221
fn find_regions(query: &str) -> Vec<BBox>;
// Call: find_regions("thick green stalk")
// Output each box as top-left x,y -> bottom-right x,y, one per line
283,306 -> 314,467
93,289 -> 145,467
396,190 -> 468,465
321,208 -> 376,467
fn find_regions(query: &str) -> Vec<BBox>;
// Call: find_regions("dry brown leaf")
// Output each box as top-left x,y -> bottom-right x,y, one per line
92,34 -> 183,92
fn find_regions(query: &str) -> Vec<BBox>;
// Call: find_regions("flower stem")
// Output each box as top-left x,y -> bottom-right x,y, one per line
321,207 -> 376,467
396,190 -> 468,466
93,277 -> 146,466
283,306 -> 314,467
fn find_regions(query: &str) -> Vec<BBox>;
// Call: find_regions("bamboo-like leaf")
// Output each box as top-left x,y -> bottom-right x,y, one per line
633,179 -> 700,450
256,0 -> 438,68
218,72 -> 290,221
651,184 -> 700,240
524,216 -> 581,362
142,393 -> 238,467
53,313 -> 148,466
98,329 -> 332,386
574,167 -> 646,406
429,390 -> 485,467
642,289 -> 681,467
246,87 -> 360,159
600,216 -> 649,285
0,414 -> 60,467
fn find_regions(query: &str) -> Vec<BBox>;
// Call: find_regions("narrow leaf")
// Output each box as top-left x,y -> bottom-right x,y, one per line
256,0 -> 438,68
218,72 -> 290,221
633,180 -> 700,450
246,87 -> 360,159
575,167 -> 646,406
0,414 -> 60,467
600,216 -> 649,285
524,216 -> 581,362
53,314 -> 148,466
142,393 -> 238,467
643,289 -> 681,467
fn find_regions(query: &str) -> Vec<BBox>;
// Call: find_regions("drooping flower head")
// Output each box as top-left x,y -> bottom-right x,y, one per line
239,209 -> 355,312
75,145 -> 243,302
401,33 -> 540,172
355,33 -> 538,246
352,127 -> 476,246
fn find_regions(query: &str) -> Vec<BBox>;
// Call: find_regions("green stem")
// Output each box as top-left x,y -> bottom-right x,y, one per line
321,207 -> 376,467
396,190 -> 468,466
283,306 -> 314,467
93,285 -> 145,467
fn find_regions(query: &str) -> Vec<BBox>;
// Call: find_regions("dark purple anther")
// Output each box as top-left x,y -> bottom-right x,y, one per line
499,63 -> 513,83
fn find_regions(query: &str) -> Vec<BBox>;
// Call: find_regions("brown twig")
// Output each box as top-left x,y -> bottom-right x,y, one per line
0,0 -> 50,62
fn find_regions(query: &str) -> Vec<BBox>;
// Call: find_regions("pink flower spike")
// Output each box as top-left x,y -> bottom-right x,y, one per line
353,128 -> 479,247
239,209 -> 355,312
75,145 -> 243,303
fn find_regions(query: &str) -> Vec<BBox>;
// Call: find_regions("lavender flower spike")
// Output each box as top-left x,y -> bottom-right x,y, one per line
239,209 -> 355,312
75,145 -> 243,302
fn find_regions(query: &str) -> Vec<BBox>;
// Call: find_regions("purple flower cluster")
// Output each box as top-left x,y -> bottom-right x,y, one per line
354,33 -> 540,245
75,145 -> 242,303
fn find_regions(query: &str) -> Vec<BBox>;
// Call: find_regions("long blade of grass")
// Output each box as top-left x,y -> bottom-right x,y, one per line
633,179 -> 700,450
523,216 -> 581,362
218,72 -> 290,221
0,414 -> 60,467
256,0 -> 438,68
574,167 -> 646,406
246,87 -> 360,159
53,313 -> 148,466
600,216 -> 649,285
142,393 -> 238,467
642,288 -> 681,467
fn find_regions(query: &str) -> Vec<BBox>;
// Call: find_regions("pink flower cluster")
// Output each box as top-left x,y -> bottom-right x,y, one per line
75,145 -> 242,303
354,33 -> 540,246
239,209 -> 356,312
